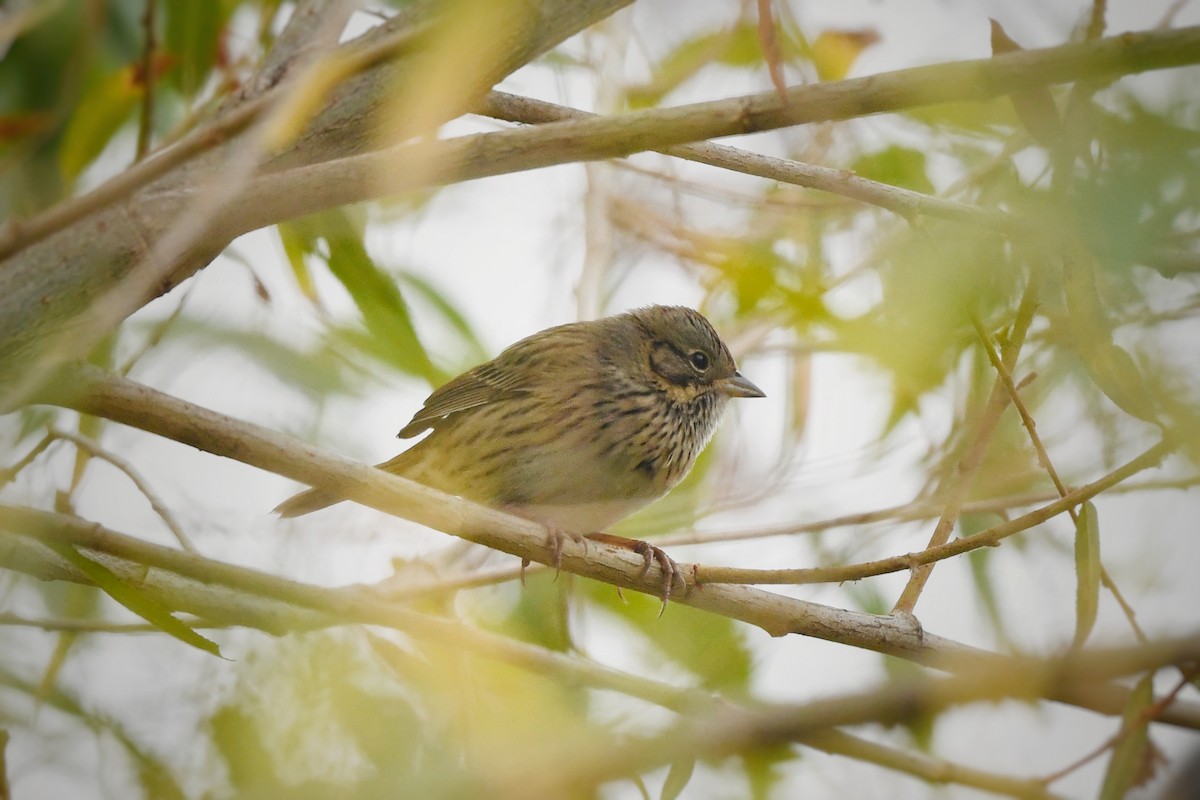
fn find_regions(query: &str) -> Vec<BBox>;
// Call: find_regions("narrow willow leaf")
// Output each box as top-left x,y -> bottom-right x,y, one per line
1099,673 -> 1154,800
47,541 -> 222,658
59,68 -> 140,179
1073,501 -> 1101,648
396,272 -> 488,363
661,759 -> 695,800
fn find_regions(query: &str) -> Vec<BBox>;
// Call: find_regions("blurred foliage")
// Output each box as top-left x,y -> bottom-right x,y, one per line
1,1 -> 1199,799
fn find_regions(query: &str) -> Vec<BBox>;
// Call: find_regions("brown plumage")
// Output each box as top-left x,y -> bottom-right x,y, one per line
275,305 -> 764,601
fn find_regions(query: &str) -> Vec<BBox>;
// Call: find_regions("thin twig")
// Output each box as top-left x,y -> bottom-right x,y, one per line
893,281 -> 1040,614
46,427 -> 197,553
118,280 -> 196,376
657,477 -> 1200,548
972,316 -> 1148,643
691,439 -> 1171,585
481,91 -> 1018,233
1040,663 -> 1198,786
3,501 -> 1200,739
0,433 -> 56,490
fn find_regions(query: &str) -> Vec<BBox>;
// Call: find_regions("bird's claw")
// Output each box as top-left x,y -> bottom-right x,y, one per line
586,533 -> 682,616
525,523 -> 583,583
631,540 -> 682,616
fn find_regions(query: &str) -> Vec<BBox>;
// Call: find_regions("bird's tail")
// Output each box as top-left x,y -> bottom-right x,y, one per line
273,486 -> 341,518
272,449 -> 423,518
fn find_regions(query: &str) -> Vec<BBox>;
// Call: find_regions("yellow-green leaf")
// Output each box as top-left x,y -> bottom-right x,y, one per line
47,541 -> 222,658
1072,501 -> 1101,648
58,67 -> 141,180
1099,673 -> 1156,800
661,758 -> 695,800
811,28 -> 879,82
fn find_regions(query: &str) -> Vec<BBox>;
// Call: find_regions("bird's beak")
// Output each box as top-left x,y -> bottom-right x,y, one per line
718,372 -> 766,398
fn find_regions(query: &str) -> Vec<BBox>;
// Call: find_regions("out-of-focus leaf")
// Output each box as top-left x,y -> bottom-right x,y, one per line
1072,501 -> 1101,648
44,541 -> 222,657
882,655 -> 935,751
961,513 -> 1010,644
834,222 -> 1020,432
0,665 -> 186,798
397,272 -> 488,364
852,145 -> 934,195
811,28 -> 879,82
1062,258 -> 1158,423
717,240 -> 786,315
162,0 -> 233,98
626,21 -> 808,107
743,746 -> 791,800
36,582 -> 100,706
586,580 -> 752,692
58,66 -> 141,179
312,211 -> 442,384
845,582 -> 888,616
1100,673 -> 1162,799
133,316 -> 364,397
661,758 -> 695,800
989,19 -> 1062,146
210,705 -> 285,794
904,98 -> 1020,135
490,571 -> 573,654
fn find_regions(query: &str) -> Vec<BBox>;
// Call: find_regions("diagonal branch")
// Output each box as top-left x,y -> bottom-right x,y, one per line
688,438 -> 1170,585
30,364 -> 1200,732
893,283 -> 1040,613
4,501 -> 1200,740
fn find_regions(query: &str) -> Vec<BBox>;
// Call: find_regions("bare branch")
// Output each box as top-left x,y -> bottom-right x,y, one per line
690,439 -> 1170,586
894,283 -> 1041,613
484,634 -> 1200,797
46,427 -> 197,553
5,24 -> 1200,407
4,502 -> 1200,742
30,366 -> 1199,732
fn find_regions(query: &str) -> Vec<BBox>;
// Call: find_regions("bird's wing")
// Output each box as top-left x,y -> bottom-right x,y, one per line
396,364 -> 521,437
398,323 -> 595,438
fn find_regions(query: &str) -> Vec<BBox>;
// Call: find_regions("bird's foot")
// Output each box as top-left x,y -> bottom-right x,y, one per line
585,532 -> 682,616
520,523 -> 585,585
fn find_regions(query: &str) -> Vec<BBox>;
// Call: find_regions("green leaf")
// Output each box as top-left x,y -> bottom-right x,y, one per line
1072,501 -> 1101,648
661,758 -> 695,800
962,515 -> 1010,645
58,67 -> 141,180
310,210 -> 443,384
162,0 -> 234,98
46,540 -> 222,658
396,272 -> 488,364
1099,673 -> 1154,800
277,221 -> 320,301
625,21 -> 808,107
852,145 -> 935,195
587,582 -> 752,692
133,316 -> 364,398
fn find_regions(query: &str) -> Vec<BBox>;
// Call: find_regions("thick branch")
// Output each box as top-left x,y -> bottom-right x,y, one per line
0,509 -> 1173,796
3,25 -> 1200,410
33,364 -> 1200,731
489,633 -> 1200,797
232,25 -> 1200,228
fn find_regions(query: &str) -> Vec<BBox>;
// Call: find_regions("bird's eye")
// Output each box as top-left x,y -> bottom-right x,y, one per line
689,351 -> 710,371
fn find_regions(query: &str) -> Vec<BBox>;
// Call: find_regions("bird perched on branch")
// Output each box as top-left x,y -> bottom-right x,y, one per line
275,305 -> 764,605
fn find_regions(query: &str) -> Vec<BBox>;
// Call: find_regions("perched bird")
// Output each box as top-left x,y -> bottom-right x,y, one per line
275,305 -> 764,602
